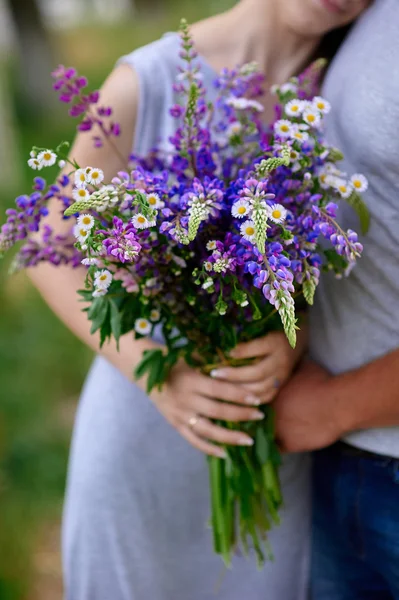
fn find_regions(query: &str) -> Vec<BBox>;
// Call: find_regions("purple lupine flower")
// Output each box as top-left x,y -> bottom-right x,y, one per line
102,217 -> 142,264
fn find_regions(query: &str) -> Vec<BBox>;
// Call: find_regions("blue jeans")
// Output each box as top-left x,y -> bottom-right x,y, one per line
311,443 -> 399,600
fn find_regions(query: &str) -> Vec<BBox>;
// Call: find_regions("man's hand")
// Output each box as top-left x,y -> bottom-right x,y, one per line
274,360 -> 342,453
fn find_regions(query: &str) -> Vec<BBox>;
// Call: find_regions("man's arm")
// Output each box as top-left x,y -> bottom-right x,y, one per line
274,348 -> 399,453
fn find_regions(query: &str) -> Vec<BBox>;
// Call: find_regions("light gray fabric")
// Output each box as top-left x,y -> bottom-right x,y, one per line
62,33 -> 311,600
309,0 -> 399,458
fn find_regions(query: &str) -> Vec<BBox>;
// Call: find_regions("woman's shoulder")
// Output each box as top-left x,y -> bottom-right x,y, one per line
115,33 -> 182,155
117,33 -> 181,80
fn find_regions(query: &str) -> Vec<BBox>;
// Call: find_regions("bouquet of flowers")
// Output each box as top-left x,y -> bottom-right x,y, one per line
0,21 -> 368,567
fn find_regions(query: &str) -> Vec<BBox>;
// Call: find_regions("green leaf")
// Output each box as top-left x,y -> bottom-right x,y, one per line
77,289 -> 93,302
99,314 -> 112,348
87,296 -> 105,320
163,349 -> 180,380
345,190 -> 370,235
134,349 -> 163,379
303,279 -> 316,306
109,299 -> 122,350
90,298 -> 109,335
147,358 -> 165,393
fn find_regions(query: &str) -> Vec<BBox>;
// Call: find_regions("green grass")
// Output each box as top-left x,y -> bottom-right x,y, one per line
0,2 -> 234,596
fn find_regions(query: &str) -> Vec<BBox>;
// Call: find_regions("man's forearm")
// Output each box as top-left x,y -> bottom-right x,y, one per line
330,347 -> 399,434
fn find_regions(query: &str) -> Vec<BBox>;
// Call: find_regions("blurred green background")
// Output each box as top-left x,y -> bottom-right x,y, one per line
0,0 -> 232,597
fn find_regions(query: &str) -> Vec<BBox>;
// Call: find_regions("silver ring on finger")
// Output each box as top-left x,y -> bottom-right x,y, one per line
188,414 -> 201,430
274,378 -> 280,389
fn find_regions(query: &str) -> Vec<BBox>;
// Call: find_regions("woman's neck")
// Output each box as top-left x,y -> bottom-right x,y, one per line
191,0 -> 321,86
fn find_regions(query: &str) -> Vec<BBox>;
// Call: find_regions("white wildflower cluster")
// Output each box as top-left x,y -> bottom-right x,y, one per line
317,164 -> 368,197
73,213 -> 95,250
93,269 -> 113,297
28,149 -> 58,170
226,97 -> 264,112
274,96 -> 331,142
270,81 -> 298,96
130,193 -> 161,230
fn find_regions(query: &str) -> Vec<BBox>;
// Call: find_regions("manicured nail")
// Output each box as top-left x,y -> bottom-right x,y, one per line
251,410 -> 265,420
239,437 -> 254,446
210,369 -> 225,378
245,395 -> 261,406
216,448 -> 227,458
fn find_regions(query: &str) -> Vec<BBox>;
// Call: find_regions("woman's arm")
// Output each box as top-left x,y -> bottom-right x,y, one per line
28,64 -> 162,382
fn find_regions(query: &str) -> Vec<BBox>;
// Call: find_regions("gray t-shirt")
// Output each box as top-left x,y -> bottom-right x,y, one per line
309,0 -> 399,457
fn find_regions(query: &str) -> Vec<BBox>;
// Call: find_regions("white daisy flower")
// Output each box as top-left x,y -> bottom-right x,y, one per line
38,150 -> 57,167
247,99 -> 264,112
134,318 -> 151,336
132,214 -> 150,229
302,108 -> 321,128
335,179 -> 353,199
318,171 -> 330,189
28,157 -> 42,170
75,169 -> 88,187
323,174 -> 343,189
58,160 -> 66,169
240,220 -> 256,242
73,187 -> 91,202
313,96 -> 331,115
30,150 -> 37,158
150,309 -> 161,322
350,174 -> 368,193
94,269 -> 113,290
146,192 -> 164,209
280,82 -> 298,95
226,122 -> 243,138
232,199 -> 251,219
77,214 -> 95,230
81,257 -> 99,266
288,149 -> 300,162
73,224 -> 89,239
206,240 -> 217,251
86,168 -> 104,186
268,204 -> 287,224
285,99 -> 304,117
93,288 -> 108,298
291,127 -> 309,144
204,261 -> 213,271
274,119 -> 293,138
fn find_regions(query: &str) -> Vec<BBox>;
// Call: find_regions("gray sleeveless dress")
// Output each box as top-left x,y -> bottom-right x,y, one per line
62,33 -> 311,600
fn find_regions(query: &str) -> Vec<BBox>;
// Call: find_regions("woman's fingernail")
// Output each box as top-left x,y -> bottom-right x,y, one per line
251,410 -> 265,420
239,437 -> 254,446
210,369 -> 224,378
216,448 -> 227,459
245,395 -> 261,406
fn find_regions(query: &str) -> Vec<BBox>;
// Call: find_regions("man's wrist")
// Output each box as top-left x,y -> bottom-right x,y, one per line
327,372 -> 359,438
